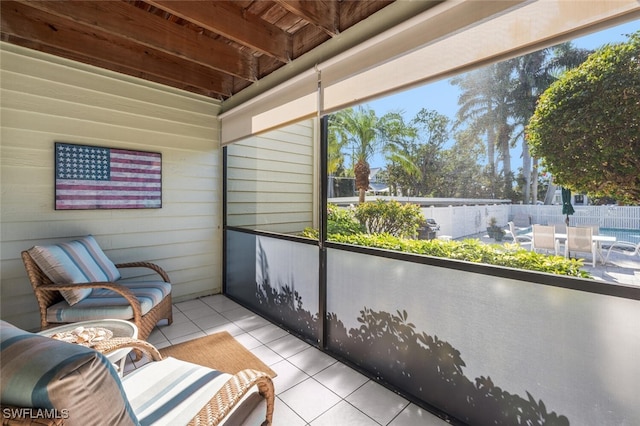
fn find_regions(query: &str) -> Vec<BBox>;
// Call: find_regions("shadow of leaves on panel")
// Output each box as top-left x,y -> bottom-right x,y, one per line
247,242 -> 569,425
252,239 -> 320,341
255,281 -> 320,341
328,307 -> 569,426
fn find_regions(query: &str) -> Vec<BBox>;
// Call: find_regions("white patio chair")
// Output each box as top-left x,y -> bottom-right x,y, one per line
565,226 -> 596,267
577,224 -> 599,235
531,224 -> 559,255
578,224 -> 604,261
605,241 -> 640,264
507,221 -> 532,247
549,222 -> 567,234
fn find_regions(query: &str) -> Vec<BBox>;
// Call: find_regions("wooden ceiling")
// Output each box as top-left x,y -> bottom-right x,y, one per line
1,0 -> 402,101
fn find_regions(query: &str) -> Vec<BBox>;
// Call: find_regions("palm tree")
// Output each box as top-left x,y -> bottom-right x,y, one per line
330,106 -> 414,203
451,64 -> 515,198
509,43 -> 591,203
327,117 -> 348,198
452,43 -> 591,202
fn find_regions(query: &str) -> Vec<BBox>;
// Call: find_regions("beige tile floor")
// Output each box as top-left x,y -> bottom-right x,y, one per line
124,295 -> 452,425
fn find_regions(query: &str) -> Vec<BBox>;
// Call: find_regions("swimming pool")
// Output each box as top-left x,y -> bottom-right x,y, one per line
514,227 -> 640,244
600,228 -> 640,244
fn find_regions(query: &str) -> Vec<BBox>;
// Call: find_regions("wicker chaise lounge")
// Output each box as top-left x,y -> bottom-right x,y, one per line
21,235 -> 173,341
0,320 -> 274,425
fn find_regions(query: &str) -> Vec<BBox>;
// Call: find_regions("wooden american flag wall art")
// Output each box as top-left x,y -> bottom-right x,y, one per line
54,142 -> 162,210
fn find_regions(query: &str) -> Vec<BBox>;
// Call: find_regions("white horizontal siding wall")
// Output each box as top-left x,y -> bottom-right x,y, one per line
0,43 -> 222,331
226,120 -> 316,234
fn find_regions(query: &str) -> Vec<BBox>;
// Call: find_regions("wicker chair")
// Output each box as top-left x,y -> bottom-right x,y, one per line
112,339 -> 275,426
0,321 -> 274,426
22,246 -> 173,342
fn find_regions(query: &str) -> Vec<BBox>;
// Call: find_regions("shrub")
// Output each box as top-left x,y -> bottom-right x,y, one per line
301,227 -> 319,239
301,204 -> 363,239
328,204 -> 364,236
354,200 -> 424,238
330,233 -> 591,278
300,202 -> 590,279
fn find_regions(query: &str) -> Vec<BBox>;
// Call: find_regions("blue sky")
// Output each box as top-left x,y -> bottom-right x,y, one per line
364,20 -> 640,169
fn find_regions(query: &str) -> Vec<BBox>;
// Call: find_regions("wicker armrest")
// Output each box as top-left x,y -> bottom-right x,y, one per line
36,282 -> 143,324
97,341 -> 274,425
188,369 -> 275,426
115,262 -> 171,283
92,337 -> 163,361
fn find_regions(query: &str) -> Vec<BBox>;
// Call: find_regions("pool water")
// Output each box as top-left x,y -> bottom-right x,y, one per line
600,228 -> 640,244
514,227 -> 640,244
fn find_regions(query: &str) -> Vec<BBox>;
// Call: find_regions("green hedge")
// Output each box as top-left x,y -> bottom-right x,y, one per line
329,233 -> 591,278
301,202 -> 590,278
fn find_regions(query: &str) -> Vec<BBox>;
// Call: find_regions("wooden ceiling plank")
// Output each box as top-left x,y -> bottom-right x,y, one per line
0,2 -> 232,97
145,0 -> 292,62
273,0 -> 338,36
338,0 -> 395,31
291,23 -> 330,59
6,34 -> 218,98
1,0 -> 401,100
17,0 -> 256,82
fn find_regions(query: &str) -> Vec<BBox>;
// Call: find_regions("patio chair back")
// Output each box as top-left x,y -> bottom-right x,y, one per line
1,320 -> 274,425
565,226 -> 596,267
532,224 -> 558,254
507,222 -> 532,247
548,222 -> 566,234
21,236 -> 173,341
578,224 -> 599,235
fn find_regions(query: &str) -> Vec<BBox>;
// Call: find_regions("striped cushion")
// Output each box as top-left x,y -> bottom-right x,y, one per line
123,357 -> 265,426
28,235 -> 121,305
123,357 -> 229,426
46,280 -> 172,323
0,321 -> 138,426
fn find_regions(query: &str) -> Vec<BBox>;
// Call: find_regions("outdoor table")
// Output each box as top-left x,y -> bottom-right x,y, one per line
38,319 -> 138,377
555,233 -> 616,264
525,232 -> 616,264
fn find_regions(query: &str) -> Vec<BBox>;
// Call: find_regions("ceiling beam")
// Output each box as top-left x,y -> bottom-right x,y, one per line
0,1 -> 233,98
273,0 -> 338,37
16,0 -> 256,82
4,35 -> 219,98
221,0 -> 439,111
144,0 -> 292,63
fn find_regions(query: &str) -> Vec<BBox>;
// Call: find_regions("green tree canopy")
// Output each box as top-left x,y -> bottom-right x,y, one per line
383,109 -> 449,197
452,43 -> 590,203
330,106 -> 415,203
527,31 -> 640,204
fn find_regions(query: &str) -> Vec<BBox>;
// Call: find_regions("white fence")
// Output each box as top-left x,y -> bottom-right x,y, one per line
422,205 -> 640,240
509,205 -> 640,230
421,205 -> 509,239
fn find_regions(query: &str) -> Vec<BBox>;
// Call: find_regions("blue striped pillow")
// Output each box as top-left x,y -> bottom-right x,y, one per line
0,320 -> 138,425
28,235 -> 121,305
